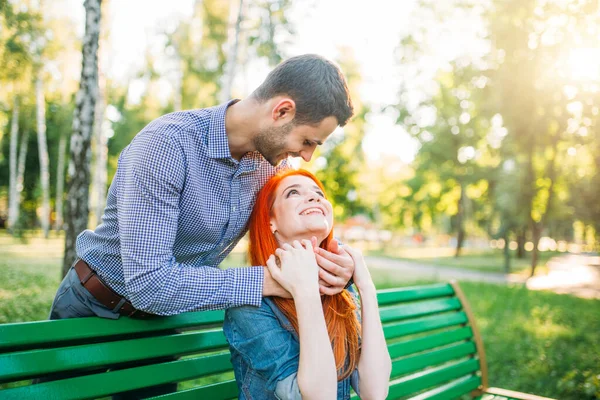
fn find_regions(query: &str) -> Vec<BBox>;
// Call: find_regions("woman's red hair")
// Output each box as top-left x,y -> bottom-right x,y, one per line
248,169 -> 360,380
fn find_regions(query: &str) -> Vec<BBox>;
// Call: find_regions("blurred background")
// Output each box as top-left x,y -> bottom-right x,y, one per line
0,0 -> 599,398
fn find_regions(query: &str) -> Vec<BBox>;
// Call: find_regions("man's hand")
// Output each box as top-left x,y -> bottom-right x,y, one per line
312,237 -> 355,295
262,265 -> 292,298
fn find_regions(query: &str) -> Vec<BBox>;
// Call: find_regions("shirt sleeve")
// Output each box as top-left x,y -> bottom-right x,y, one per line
225,301 -> 300,398
117,126 -> 263,315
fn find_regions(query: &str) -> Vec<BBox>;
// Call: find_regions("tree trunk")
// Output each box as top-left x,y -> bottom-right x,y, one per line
36,76 -> 51,238
7,96 -> 20,231
503,228 -> 511,274
63,0 -> 102,277
92,89 -> 107,227
218,0 -> 244,103
173,52 -> 183,111
529,132 -> 560,277
454,182 -> 466,258
16,130 -> 29,205
54,132 -> 67,231
516,229 -> 526,258
530,223 -> 541,276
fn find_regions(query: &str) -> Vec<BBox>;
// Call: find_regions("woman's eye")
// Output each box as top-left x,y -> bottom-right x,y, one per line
286,189 -> 299,197
317,191 -> 325,198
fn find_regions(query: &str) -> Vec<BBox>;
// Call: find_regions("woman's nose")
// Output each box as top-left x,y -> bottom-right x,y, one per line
307,192 -> 320,202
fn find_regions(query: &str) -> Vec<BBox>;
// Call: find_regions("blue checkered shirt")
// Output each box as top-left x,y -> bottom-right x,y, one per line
76,101 -> 287,315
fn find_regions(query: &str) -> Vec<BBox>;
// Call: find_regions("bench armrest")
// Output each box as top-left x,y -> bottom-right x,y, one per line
484,387 -> 556,400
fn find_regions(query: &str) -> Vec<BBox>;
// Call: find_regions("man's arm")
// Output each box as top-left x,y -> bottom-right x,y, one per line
117,128 -> 264,315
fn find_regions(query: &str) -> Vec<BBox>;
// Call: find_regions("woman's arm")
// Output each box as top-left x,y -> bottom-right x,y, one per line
345,246 -> 392,400
268,240 -> 337,400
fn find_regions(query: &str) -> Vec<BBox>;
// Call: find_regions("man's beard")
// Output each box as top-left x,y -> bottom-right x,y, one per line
253,122 -> 294,166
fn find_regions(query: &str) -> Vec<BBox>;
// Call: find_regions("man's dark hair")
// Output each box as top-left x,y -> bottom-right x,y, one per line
251,54 -> 354,127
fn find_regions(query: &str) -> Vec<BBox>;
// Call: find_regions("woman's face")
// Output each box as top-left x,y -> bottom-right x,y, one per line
270,175 -> 334,246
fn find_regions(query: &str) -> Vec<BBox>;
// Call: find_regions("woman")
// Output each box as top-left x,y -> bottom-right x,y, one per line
224,169 -> 391,400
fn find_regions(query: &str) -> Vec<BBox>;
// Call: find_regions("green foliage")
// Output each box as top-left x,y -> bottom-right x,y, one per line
0,1 -> 42,82
166,0 -> 229,110
247,0 -> 294,66
307,49 -> 369,222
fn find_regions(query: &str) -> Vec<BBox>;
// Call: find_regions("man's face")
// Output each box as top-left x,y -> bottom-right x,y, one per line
254,116 -> 339,166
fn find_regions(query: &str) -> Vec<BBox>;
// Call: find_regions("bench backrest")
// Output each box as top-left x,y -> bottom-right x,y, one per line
0,282 -> 487,399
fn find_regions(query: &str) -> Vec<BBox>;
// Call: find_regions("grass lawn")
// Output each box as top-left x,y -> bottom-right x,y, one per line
1,231 -> 598,399
367,246 -> 559,275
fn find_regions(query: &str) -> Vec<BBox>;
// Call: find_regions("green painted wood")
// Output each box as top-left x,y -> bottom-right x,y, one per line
0,310 -> 225,351
149,380 -> 238,399
386,358 -> 480,399
407,375 -> 482,400
387,327 -> 473,359
390,342 -> 477,379
379,298 -> 462,323
0,352 -> 233,400
0,329 -> 228,382
377,284 -> 455,306
384,312 -> 469,340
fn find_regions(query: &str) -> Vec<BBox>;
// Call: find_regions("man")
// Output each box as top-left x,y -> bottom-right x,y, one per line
49,54 -> 355,321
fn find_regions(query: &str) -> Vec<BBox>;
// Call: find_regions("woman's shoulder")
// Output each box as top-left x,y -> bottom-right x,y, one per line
225,297 -> 296,336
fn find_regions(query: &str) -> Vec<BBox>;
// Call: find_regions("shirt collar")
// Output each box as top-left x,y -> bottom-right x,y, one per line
207,99 -> 240,160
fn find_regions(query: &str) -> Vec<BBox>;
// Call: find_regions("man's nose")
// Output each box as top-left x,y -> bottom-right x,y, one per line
300,148 -> 315,162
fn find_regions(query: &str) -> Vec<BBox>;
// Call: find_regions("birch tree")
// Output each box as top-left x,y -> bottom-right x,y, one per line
7,96 -> 20,231
63,0 -> 101,276
36,75 -> 51,238
54,131 -> 66,231
16,130 -> 30,206
219,0 -> 244,103
91,88 -> 107,227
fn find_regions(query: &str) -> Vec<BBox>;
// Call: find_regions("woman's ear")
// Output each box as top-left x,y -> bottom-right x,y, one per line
270,220 -> 278,235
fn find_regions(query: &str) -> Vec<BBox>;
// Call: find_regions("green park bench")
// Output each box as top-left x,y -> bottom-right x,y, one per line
0,282 -> 555,400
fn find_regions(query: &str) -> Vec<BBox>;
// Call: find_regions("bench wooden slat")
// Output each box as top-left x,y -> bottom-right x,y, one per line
0,352 -> 233,400
388,327 -> 473,359
377,284 -> 455,306
379,298 -> 462,323
391,342 -> 477,379
384,312 -> 468,339
387,358 -> 480,399
0,329 -> 228,382
407,375 -> 482,400
0,310 -> 225,351
149,380 -> 238,399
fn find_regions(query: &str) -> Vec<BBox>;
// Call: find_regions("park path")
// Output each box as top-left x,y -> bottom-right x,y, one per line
364,256 -> 526,284
365,254 -> 600,299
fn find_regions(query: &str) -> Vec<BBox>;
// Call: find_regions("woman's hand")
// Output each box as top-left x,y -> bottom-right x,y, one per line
343,245 -> 375,292
266,240 -> 320,298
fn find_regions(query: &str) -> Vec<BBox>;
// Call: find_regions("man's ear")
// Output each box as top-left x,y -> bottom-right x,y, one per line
271,98 -> 296,122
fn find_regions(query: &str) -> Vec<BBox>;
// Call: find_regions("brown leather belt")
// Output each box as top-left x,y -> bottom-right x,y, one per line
74,259 -> 156,319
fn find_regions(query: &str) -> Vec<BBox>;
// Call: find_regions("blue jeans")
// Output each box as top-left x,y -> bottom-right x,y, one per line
42,266 -> 178,399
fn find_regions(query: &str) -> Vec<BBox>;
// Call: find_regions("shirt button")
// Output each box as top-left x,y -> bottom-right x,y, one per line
232,206 -> 237,212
